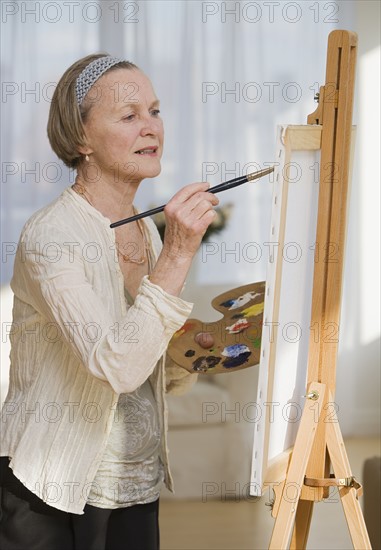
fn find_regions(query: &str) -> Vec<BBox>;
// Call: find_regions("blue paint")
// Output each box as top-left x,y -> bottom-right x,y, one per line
222,344 -> 251,358
223,351 -> 252,369
220,299 -> 235,308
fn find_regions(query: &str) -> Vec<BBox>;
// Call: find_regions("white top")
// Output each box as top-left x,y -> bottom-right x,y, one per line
88,378 -> 164,508
0,186 -> 196,514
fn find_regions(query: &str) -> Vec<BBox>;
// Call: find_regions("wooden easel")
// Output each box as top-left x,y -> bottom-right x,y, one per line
268,31 -> 371,549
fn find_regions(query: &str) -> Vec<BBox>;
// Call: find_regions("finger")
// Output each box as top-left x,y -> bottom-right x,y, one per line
185,198 -> 216,223
168,182 -> 210,206
181,191 -> 219,215
192,191 -> 219,208
181,208 -> 216,239
164,190 -> 218,226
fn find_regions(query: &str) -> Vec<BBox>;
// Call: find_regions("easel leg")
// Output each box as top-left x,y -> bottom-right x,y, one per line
326,401 -> 371,550
268,383 -> 371,549
290,500 -> 314,549
269,383 -> 325,549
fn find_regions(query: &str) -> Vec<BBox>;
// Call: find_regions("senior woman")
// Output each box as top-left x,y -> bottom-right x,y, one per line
0,55 -> 218,550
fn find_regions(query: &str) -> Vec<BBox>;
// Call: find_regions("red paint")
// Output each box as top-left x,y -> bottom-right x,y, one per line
174,321 -> 195,337
227,319 -> 251,334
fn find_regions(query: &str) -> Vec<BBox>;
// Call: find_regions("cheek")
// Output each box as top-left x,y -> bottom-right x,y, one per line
100,125 -> 138,153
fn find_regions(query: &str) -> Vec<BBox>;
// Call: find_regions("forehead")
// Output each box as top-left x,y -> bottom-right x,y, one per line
88,68 -> 157,111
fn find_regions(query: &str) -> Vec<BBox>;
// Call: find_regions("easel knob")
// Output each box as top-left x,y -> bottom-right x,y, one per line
305,390 -> 319,401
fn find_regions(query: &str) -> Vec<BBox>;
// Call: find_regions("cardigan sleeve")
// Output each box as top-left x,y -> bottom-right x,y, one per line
13,222 -> 193,395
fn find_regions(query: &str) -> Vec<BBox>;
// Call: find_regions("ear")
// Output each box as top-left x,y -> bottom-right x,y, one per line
77,122 -> 94,156
77,145 -> 93,156
77,135 -> 93,157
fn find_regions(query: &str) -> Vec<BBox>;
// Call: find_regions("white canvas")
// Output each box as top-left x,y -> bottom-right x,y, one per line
250,125 -> 321,495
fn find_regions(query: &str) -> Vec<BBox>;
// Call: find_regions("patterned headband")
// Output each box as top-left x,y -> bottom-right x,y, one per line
75,56 -> 124,105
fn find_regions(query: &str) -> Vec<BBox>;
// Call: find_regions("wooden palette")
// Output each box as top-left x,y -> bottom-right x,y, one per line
167,281 -> 265,374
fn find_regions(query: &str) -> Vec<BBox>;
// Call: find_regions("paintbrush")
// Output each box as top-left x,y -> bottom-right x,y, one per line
110,166 -> 274,228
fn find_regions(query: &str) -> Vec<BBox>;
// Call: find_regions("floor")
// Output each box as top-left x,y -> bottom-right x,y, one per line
159,438 -> 380,550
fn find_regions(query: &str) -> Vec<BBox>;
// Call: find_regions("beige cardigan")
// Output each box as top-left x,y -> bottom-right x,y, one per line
1,187 -> 196,514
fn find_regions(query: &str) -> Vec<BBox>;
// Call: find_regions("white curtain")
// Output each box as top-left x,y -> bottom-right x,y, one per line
2,1 -> 380,439
0,0 -> 352,285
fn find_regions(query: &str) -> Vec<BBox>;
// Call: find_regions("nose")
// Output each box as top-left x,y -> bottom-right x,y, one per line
140,111 -> 160,136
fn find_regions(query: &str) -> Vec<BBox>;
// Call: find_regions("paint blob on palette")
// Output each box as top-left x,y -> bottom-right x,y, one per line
167,282 -> 265,374
226,319 -> 251,334
221,344 -> 252,369
220,291 -> 261,310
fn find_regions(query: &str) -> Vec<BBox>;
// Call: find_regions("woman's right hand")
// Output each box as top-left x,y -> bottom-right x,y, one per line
149,183 -> 219,296
162,182 -> 219,261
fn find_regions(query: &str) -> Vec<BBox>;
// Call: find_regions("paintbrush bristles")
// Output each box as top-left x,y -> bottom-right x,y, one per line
247,167 -> 274,181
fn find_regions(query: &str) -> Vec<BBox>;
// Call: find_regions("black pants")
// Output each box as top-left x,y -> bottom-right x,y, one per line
0,458 -> 160,550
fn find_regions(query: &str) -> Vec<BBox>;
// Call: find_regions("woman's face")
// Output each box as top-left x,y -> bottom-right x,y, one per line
81,68 -> 164,184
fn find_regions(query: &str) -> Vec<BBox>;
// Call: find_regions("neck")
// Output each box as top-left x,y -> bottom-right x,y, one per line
74,167 -> 142,223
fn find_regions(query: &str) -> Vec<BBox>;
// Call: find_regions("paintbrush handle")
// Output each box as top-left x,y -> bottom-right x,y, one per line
110,204 -> 170,227
109,177 -> 247,227
110,167 -> 274,228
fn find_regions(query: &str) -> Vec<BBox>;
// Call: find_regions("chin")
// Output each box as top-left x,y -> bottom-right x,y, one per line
112,161 -> 160,183
135,160 -> 162,180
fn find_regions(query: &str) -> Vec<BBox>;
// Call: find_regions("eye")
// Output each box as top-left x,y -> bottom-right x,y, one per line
122,113 -> 135,121
150,109 -> 161,117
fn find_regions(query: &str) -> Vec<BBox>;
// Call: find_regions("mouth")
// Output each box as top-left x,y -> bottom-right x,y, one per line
134,146 -> 158,156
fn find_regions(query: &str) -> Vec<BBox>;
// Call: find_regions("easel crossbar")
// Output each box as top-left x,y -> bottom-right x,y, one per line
304,474 -> 363,497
